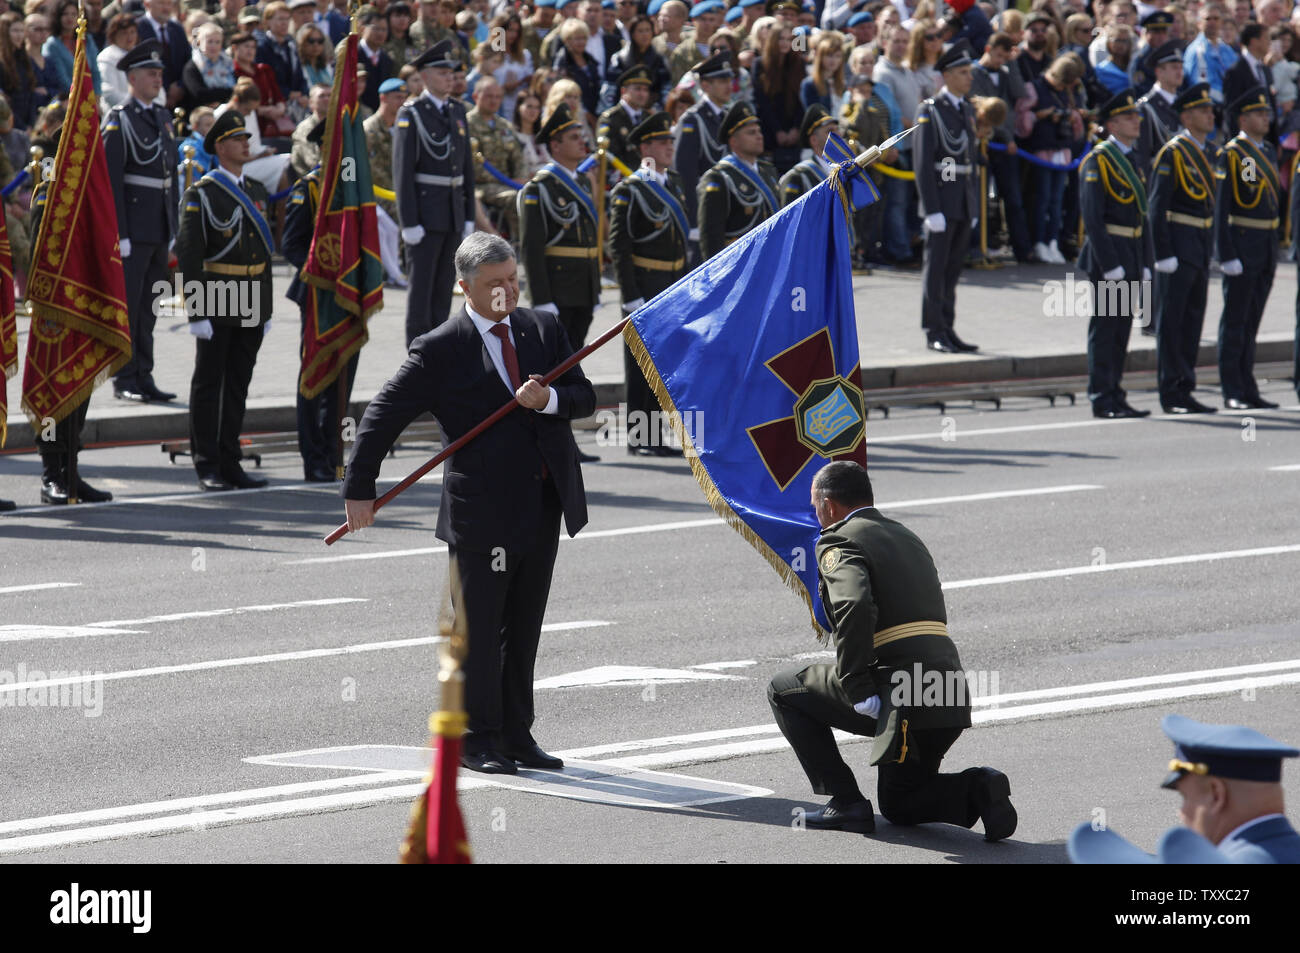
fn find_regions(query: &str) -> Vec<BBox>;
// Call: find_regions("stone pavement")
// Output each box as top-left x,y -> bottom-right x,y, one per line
2,257 -> 1296,449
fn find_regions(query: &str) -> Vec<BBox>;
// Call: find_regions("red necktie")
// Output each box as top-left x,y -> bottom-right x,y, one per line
490,323 -> 521,391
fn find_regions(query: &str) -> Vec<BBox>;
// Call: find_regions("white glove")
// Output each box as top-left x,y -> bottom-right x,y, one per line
119,237 -> 132,258
924,212 -> 946,233
622,297 -> 645,314
971,217 -> 978,228
262,320 -> 272,336
462,221 -> 475,238
688,227 -> 699,241
1154,256 -> 1178,273
401,225 -> 426,245
536,302 -> 559,316
1142,267 -> 1151,281
1103,265 -> 1125,281
189,319 -> 214,340
853,695 -> 881,718
1221,258 -> 1244,276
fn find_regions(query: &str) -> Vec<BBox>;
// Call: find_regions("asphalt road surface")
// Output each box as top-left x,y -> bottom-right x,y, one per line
2,383 -> 1299,864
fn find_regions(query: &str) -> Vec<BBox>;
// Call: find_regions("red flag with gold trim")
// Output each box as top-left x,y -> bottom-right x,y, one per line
21,23 -> 129,430
299,33 -> 382,399
0,206 -> 16,448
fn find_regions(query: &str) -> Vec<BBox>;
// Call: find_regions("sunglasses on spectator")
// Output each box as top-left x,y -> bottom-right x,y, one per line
304,37 -> 323,44
924,32 -> 940,40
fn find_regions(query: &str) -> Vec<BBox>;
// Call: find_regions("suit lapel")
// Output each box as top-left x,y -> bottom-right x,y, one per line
511,310 -> 545,380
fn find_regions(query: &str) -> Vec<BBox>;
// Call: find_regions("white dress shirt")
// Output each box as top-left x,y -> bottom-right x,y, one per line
466,305 -> 560,415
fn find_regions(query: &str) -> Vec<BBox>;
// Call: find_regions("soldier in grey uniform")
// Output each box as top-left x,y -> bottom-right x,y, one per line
696,101 -> 780,261
102,40 -> 179,403
608,112 -> 689,456
674,51 -> 733,244
394,38 -> 477,346
1135,41 -> 1183,183
914,40 -> 980,354
778,104 -> 838,206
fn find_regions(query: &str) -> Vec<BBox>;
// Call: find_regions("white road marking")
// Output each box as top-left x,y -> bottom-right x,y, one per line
0,482 -> 341,517
1269,464 -> 1300,471
692,660 -> 758,670
943,542 -> 1300,590
289,484 -> 1102,565
0,625 -> 144,643
0,583 -> 81,595
0,621 -> 609,695
533,664 -> 742,690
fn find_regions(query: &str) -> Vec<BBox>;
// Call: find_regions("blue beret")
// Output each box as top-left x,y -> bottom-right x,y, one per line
847,10 -> 873,26
535,0 -> 556,7
690,0 -> 723,15
740,0 -> 765,8
792,25 -> 812,37
378,78 -> 408,94
725,4 -> 743,20
602,0 -> 615,7
647,0 -> 666,14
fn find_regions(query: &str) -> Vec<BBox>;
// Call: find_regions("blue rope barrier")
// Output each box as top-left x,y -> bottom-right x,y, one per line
986,140 -> 1088,171
1,168 -> 31,198
576,154 -> 597,174
481,158 -> 523,190
268,185 -> 292,202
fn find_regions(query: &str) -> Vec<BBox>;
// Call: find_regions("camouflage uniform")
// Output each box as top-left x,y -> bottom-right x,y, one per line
467,105 -> 524,238
362,111 -> 398,221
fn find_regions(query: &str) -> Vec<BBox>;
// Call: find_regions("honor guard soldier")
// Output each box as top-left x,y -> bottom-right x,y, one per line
1079,90 -> 1154,420
778,105 -> 837,206
1135,41 -> 1184,180
675,51 -> 734,243
283,122 -> 359,482
598,65 -> 654,176
102,39 -> 179,404
27,176 -> 113,504
1216,87 -> 1281,411
518,102 -> 601,350
394,38 -> 477,346
1070,715 -> 1300,864
176,111 -> 275,492
1149,82 -> 1219,415
608,111 -> 689,456
915,40 -> 981,354
696,101 -> 779,261
466,76 -> 525,240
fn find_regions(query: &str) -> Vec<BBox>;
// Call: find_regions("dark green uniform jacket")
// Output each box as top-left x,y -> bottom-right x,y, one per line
696,153 -> 779,261
518,162 -> 601,308
608,168 -> 690,304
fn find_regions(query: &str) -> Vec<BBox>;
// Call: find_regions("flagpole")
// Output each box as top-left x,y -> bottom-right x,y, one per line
65,4 -> 87,506
323,316 -> 630,544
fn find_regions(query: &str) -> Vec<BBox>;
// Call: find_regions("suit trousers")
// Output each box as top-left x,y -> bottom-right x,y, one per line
1219,265 -> 1273,402
404,227 -> 457,346
920,218 -> 972,335
1086,274 -> 1137,409
768,664 -> 982,827
189,323 -> 264,478
451,480 -> 563,754
1156,262 -> 1209,403
557,306 -> 593,349
296,344 -> 359,474
116,241 -> 169,389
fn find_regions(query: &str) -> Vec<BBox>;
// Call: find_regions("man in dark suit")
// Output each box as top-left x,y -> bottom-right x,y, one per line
343,233 -> 597,775
1221,22 -> 1276,141
767,461 -> 1016,839
135,0 -> 192,108
915,40 -> 981,354
394,38 -> 476,345
101,40 -> 178,404
355,10 -> 397,113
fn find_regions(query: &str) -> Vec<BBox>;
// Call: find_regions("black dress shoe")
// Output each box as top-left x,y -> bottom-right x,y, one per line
926,334 -> 960,354
947,331 -> 979,352
140,383 -> 177,402
803,797 -> 876,834
1091,404 -> 1125,419
460,750 -> 518,775
576,449 -> 600,463
0,499 -> 15,512
225,469 -> 269,489
970,767 -> 1017,842
113,386 -> 150,402
1249,397 -> 1279,410
74,479 -> 113,503
628,445 -> 657,457
1162,399 -> 1217,415
304,465 -> 337,482
40,480 -> 69,504
502,743 -> 564,770
652,444 -> 683,457
1224,397 -> 1254,410
1118,401 -> 1151,418
197,474 -> 234,492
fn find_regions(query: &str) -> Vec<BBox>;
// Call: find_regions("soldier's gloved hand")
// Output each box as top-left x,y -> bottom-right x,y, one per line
119,238 -> 132,258
262,320 -> 272,337
462,221 -> 475,238
189,319 -> 214,340
1154,256 -> 1178,273
923,212 -> 946,233
622,297 -> 645,314
853,695 -> 881,718
1103,265 -> 1125,281
688,227 -> 699,241
536,302 -> 559,316
1221,258 -> 1244,276
401,225 -> 426,245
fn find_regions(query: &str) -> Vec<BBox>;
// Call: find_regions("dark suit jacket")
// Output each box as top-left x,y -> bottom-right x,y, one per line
1222,54 -> 1275,138
343,306 -> 597,554
134,15 -> 191,92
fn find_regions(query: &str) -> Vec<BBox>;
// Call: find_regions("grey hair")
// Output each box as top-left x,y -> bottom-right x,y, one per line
812,461 -> 874,507
454,232 -> 516,282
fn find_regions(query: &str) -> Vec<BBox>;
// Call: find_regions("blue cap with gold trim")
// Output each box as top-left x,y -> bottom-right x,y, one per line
935,39 -> 974,73
1149,39 -> 1184,67
1173,82 -> 1213,112
695,50 -> 734,80
118,39 -> 165,72
1160,714 -> 1299,790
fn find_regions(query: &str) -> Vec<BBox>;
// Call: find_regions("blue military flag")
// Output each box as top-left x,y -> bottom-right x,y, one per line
625,149 -> 875,633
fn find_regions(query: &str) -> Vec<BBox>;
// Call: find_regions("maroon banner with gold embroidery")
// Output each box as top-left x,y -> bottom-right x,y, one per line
299,33 -> 382,399
0,205 -> 15,448
21,24 -> 129,430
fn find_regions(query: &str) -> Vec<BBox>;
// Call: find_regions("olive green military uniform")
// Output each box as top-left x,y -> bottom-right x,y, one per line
668,35 -> 708,86
768,507 -> 1011,831
778,154 -> 830,206
362,110 -> 398,221
696,154 -> 779,260
467,104 -> 525,238
409,20 -> 459,61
